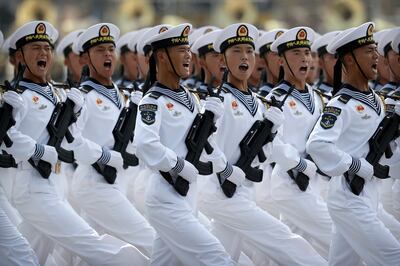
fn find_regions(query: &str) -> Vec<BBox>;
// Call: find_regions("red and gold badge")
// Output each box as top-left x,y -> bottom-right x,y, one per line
96,98 -> 103,105
32,95 -> 39,104
356,105 -> 364,113
297,29 -> 307,40
231,100 -> 238,110
166,102 -> 174,110
289,100 -> 296,109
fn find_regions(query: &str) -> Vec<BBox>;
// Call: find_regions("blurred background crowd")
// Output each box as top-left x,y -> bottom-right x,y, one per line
0,0 -> 399,82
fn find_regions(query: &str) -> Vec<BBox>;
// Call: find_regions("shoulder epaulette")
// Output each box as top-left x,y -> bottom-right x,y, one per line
148,90 -> 162,99
220,85 -> 229,93
337,94 -> 351,104
79,85 -> 93,94
271,88 -> 287,97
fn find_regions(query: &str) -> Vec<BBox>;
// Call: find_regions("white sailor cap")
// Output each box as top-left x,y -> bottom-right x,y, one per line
326,22 -> 375,56
391,30 -> 400,54
10,21 -> 58,50
1,34 -> 13,54
127,27 -> 149,53
311,31 -> 341,56
116,31 -> 137,54
76,23 -> 120,53
56,29 -> 84,57
377,27 -> 400,56
191,29 -> 221,56
149,23 -> 192,51
213,23 -> 259,54
270,26 -> 315,55
137,24 -> 172,56
374,29 -> 390,45
255,29 -> 286,56
189,25 -> 219,47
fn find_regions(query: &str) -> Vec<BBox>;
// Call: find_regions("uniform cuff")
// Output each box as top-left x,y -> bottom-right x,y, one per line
294,158 -> 307,172
171,157 -> 184,174
348,157 -> 361,175
98,147 -> 111,165
31,144 -> 44,160
217,162 -> 233,181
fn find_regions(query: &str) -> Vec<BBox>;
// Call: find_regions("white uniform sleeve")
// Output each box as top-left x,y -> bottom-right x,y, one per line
134,96 -> 178,172
2,126 -> 36,162
306,100 -> 353,176
68,99 -> 103,165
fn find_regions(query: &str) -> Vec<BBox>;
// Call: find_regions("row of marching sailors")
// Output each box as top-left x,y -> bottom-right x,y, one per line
0,19 -> 400,266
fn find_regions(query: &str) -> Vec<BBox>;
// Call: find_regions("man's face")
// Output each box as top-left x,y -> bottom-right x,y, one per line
87,43 -> 117,79
281,47 -> 312,82
19,41 -> 54,80
224,44 -> 255,82
377,54 -> 390,82
165,45 -> 192,78
137,53 -> 149,78
203,51 -> 225,83
65,51 -> 83,81
387,49 -> 400,81
320,53 -> 337,81
265,51 -> 281,80
306,51 -> 320,84
352,44 -> 379,80
121,51 -> 139,80
250,53 -> 266,84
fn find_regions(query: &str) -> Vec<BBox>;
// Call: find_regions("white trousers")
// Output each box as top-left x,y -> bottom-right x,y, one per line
199,178 -> 327,266
327,176 -> 400,266
271,169 -> 333,258
72,165 -> 155,257
0,205 -> 39,266
145,172 -> 234,266
12,165 -> 149,266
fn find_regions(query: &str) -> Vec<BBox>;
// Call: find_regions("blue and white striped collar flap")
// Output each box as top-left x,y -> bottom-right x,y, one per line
277,81 -> 315,114
223,83 -> 258,116
337,84 -> 382,115
150,82 -> 195,112
81,79 -> 122,109
19,80 -> 57,105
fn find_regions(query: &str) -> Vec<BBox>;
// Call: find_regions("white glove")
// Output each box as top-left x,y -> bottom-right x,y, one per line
203,97 -> 224,122
263,106 -> 283,132
66,87 -> 84,113
226,165 -> 246,186
300,159 -> 318,179
3,91 -> 25,119
395,101 -> 400,116
130,90 -> 143,105
356,158 -> 374,180
268,137 -> 300,171
41,145 -> 59,166
107,150 -> 124,169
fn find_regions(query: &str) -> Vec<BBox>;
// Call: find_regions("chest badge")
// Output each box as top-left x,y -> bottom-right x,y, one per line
356,104 -> 364,113
96,98 -> 103,106
32,95 -> 40,104
288,100 -> 296,109
231,100 -> 238,110
166,102 -> 174,111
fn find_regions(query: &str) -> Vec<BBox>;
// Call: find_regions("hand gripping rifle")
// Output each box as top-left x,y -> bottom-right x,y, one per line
219,85 -> 294,198
0,64 -> 26,168
92,81 -> 140,184
344,111 -> 400,195
160,72 -> 226,196
29,66 -> 89,178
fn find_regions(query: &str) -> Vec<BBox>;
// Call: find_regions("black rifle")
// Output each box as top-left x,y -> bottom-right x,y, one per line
29,66 -> 90,178
160,73 -> 224,196
219,85 -> 294,198
92,82 -> 140,184
0,64 -> 26,168
344,112 -> 400,195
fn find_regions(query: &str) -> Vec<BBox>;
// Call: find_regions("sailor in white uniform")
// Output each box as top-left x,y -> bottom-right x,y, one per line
198,23 -> 327,265
134,23 -> 234,266
307,22 -> 400,266
2,20 -> 148,265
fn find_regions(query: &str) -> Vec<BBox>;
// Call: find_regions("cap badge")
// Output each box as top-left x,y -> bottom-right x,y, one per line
237,25 -> 248,37
35,23 -> 46,34
99,25 -> 110,37
159,26 -> 169,33
297,29 -> 307,40
275,30 -> 284,40
182,25 -> 190,37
